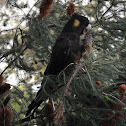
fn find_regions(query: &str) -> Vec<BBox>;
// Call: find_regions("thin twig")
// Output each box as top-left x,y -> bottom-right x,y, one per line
100,0 -> 114,20
64,63 -> 84,96
0,47 -> 27,76
95,0 -> 114,23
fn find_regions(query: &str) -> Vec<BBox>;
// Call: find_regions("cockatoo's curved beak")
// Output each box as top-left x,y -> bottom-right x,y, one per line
83,24 -> 91,35
86,24 -> 91,31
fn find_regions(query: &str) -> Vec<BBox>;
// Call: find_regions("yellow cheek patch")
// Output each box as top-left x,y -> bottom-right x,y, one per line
74,19 -> 80,27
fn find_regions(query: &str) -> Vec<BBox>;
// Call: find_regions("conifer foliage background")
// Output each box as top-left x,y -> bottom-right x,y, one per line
0,0 -> 126,126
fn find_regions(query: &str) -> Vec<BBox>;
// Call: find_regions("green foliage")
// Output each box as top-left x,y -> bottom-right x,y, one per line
0,0 -> 126,126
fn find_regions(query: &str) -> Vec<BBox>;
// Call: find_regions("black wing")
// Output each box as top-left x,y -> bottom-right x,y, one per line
45,36 -> 73,75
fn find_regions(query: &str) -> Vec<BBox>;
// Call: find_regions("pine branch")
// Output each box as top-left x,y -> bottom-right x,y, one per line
0,47 -> 27,76
64,63 -> 83,96
0,44 -> 24,60
13,114 -> 43,125
103,92 -> 126,107
100,0 -> 114,19
54,63 -> 87,124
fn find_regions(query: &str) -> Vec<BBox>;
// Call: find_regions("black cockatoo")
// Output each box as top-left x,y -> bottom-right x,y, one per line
26,13 -> 91,116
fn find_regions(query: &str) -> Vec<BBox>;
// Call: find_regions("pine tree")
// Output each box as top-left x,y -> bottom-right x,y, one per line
0,0 -> 126,126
